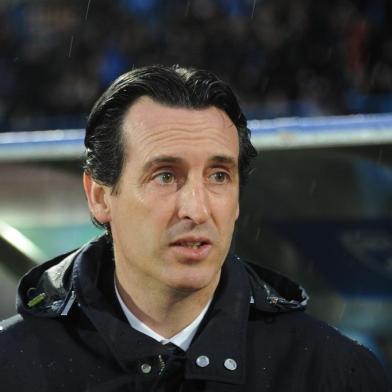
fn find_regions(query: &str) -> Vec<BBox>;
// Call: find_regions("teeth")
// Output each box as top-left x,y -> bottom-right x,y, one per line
183,242 -> 202,248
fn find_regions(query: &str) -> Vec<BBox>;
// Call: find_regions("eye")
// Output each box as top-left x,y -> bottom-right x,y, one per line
153,172 -> 175,185
210,171 -> 230,184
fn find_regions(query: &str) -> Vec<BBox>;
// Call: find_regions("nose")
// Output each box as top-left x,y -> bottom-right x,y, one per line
177,178 -> 210,224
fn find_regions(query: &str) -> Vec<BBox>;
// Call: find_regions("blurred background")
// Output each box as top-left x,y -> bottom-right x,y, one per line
0,0 -> 391,377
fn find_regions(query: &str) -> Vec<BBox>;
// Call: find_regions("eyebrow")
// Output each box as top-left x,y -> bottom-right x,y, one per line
208,155 -> 237,169
142,156 -> 184,172
142,155 -> 237,172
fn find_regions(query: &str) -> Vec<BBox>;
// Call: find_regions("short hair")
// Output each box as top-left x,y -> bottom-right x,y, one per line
84,65 -> 257,230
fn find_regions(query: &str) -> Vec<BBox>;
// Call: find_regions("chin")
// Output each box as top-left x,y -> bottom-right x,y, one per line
164,267 -> 221,294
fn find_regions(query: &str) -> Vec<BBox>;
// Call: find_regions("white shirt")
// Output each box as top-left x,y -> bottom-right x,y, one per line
114,278 -> 211,351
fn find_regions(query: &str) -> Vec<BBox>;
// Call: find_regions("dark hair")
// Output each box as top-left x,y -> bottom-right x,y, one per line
84,65 -> 257,230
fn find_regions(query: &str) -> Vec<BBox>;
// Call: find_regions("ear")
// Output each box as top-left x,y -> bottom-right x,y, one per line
83,172 -> 111,224
235,201 -> 240,221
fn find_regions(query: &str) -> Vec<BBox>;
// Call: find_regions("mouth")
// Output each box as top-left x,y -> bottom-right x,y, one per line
169,238 -> 212,260
170,238 -> 212,248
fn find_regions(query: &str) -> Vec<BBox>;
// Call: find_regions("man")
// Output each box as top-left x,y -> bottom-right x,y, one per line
0,65 -> 390,391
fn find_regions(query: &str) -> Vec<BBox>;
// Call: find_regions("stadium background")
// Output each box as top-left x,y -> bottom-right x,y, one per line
0,0 -> 391,378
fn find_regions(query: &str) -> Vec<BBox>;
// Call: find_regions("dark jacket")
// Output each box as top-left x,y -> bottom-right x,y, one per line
0,236 -> 390,391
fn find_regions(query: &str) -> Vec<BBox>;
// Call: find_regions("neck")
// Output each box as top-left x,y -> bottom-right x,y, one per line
115,267 -> 219,339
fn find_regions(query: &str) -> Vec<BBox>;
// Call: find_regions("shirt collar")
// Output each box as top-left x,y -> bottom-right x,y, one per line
114,276 -> 211,351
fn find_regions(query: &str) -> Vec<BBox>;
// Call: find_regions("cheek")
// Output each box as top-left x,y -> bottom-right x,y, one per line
132,192 -> 176,232
214,198 -> 239,228
227,200 -> 240,230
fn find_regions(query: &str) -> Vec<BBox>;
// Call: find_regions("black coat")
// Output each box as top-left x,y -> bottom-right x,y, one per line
0,236 -> 390,391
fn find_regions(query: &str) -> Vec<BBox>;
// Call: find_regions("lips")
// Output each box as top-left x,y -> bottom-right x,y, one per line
169,237 -> 212,261
170,237 -> 212,248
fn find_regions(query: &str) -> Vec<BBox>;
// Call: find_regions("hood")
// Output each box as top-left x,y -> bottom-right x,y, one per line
17,246 -> 81,318
16,235 -> 308,318
240,256 -> 309,313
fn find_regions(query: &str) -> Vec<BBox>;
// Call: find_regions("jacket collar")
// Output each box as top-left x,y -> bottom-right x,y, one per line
72,238 -> 250,385
17,235 -> 307,385
184,254 -> 250,384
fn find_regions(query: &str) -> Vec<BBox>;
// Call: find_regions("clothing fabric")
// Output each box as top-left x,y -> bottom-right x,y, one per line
114,276 -> 211,351
0,235 -> 390,392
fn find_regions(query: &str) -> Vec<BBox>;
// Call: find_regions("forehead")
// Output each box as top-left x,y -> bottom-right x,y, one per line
121,97 -> 239,165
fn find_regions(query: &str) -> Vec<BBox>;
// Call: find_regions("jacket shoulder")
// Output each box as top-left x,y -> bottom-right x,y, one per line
0,314 -> 42,388
0,314 -> 28,350
0,313 -> 55,360
0,313 -> 72,388
249,309 -> 390,390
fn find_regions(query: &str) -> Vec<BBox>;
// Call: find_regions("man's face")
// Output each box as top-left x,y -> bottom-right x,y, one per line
102,97 -> 240,294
